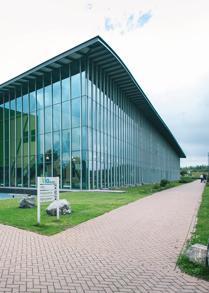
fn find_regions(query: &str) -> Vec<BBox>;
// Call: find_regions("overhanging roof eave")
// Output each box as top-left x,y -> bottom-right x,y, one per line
0,35 -> 186,158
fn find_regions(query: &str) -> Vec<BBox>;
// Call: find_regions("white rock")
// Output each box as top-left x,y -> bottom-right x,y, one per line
185,244 -> 207,266
46,199 -> 71,216
19,196 -> 36,208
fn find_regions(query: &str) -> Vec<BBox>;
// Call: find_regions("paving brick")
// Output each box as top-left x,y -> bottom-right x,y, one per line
0,181 -> 208,292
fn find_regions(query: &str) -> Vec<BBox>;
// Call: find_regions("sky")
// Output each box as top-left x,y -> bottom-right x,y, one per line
0,0 -> 208,167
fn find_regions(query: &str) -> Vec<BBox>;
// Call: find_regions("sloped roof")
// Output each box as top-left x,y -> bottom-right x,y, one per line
0,36 -> 185,158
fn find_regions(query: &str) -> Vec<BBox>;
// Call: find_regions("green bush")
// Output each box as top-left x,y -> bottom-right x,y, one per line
153,183 -> 160,189
179,176 -> 195,184
160,179 -> 169,187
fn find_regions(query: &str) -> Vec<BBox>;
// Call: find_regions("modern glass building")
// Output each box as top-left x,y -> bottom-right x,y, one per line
0,36 -> 185,190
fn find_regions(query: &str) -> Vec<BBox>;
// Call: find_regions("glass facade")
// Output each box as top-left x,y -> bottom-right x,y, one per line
0,57 -> 180,190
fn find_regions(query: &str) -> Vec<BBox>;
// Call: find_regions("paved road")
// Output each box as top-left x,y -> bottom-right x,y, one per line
0,181 -> 209,292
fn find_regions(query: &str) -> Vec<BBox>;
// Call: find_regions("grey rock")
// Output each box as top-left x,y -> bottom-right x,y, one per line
185,244 -> 207,266
46,199 -> 71,216
19,196 -> 36,208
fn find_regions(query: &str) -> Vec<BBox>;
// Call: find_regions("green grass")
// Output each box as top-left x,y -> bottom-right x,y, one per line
177,184 -> 209,280
0,180 -> 182,235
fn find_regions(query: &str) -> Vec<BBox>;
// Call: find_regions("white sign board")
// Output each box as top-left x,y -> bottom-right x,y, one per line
37,177 -> 59,224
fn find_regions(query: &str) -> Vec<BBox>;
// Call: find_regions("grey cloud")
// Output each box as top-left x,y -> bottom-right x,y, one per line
157,78 -> 209,166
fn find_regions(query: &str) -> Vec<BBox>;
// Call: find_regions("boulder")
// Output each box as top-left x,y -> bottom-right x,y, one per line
46,199 -> 71,216
19,196 -> 36,208
185,244 -> 207,266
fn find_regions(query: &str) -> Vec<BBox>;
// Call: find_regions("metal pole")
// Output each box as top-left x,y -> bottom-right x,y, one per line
37,177 -> 40,224
56,177 -> 60,220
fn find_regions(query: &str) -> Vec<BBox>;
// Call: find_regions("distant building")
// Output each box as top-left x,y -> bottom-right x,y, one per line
0,36 -> 185,190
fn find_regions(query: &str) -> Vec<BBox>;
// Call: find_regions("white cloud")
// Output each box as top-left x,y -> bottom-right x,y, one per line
0,0 -> 209,166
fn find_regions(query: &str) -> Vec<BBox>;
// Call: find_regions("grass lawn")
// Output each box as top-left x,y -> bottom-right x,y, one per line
0,180 -> 185,236
177,184 -> 209,280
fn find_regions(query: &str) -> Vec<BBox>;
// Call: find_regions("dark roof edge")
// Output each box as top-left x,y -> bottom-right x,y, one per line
0,36 -> 101,89
0,35 -> 185,158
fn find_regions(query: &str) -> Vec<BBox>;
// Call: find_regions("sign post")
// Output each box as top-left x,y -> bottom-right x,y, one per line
37,177 -> 59,224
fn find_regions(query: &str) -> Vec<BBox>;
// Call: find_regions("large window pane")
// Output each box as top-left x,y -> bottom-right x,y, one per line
71,73 -> 81,98
62,158 -> 70,188
72,151 -> 80,189
82,96 -> 87,126
72,127 -> 80,151
16,156 -> 22,186
37,88 -> 43,109
45,107 -> 52,133
16,115 -> 22,157
53,81 -> 61,104
37,155 -> 43,176
53,131 -> 60,155
62,130 -> 70,159
23,94 -> 29,114
62,77 -> 70,102
10,157 -> 15,187
30,91 -> 36,112
37,109 -> 44,134
23,156 -> 28,187
45,84 -> 52,107
53,104 -> 60,131
10,99 -> 15,118
37,134 -> 44,156
30,156 -> 36,186
72,98 -> 80,128
45,132 -> 52,155
62,101 -> 70,129
53,132 -> 60,176
16,96 -> 22,116
81,71 -> 85,95
45,133 -> 52,177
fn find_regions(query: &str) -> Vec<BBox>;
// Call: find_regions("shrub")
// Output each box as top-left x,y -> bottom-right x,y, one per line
153,183 -> 160,190
160,179 -> 169,187
179,177 -> 195,184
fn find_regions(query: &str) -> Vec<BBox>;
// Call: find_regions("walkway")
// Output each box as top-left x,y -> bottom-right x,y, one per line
0,181 -> 209,292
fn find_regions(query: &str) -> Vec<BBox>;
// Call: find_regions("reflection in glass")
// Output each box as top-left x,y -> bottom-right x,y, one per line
45,107 -> 52,133
16,156 -> 22,186
37,134 -> 44,155
62,130 -> 70,159
45,84 -> 52,107
71,151 -> 80,189
37,109 -> 44,134
37,88 -> 44,109
53,81 -> 61,104
72,73 -> 81,98
53,132 -> 60,177
16,96 -> 22,116
30,156 -> 36,186
72,127 -> 80,151
62,77 -> 70,102
72,98 -> 80,128
23,94 -> 29,113
23,156 -> 28,187
30,91 -> 36,112
37,155 -> 44,176
62,101 -> 70,129
53,104 -> 60,131
10,157 -> 15,186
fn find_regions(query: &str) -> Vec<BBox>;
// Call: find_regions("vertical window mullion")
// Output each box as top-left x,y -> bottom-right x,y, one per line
79,59 -> 82,190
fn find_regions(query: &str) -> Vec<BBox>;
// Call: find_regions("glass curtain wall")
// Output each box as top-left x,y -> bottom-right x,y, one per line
0,57 -> 180,190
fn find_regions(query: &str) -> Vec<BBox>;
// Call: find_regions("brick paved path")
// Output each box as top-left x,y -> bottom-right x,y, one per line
0,181 -> 209,292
